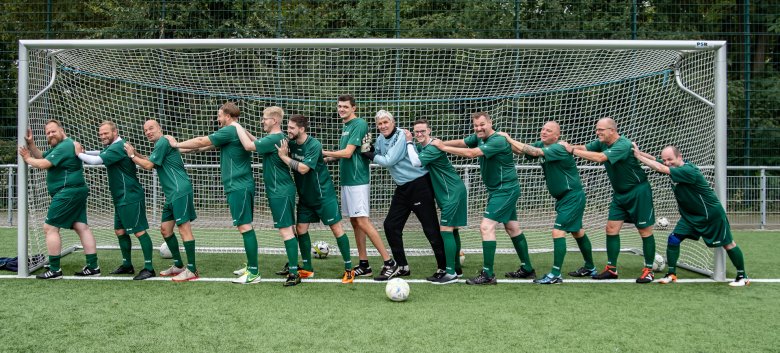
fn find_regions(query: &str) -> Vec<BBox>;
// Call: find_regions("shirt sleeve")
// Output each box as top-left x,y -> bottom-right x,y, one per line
523,141 -> 542,161
604,138 -> 631,164
407,143 -> 422,167
77,153 -> 104,165
418,144 -> 442,167
585,139 -> 602,152
346,120 -> 368,146
542,143 -> 569,162
478,135 -> 508,159
254,134 -> 281,154
148,138 -> 169,166
669,163 -> 699,184
464,134 -> 478,148
208,126 -> 234,148
373,132 -> 408,167
44,142 -> 69,167
98,143 -> 124,166
301,140 -> 321,170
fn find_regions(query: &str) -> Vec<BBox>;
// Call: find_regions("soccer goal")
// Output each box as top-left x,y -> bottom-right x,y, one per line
17,39 -> 728,280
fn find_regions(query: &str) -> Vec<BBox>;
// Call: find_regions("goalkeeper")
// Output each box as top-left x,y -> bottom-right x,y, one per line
18,120 -> 100,279
632,143 -> 749,286
498,122 -> 596,285
124,120 -> 199,282
76,121 -> 155,280
560,118 -> 656,284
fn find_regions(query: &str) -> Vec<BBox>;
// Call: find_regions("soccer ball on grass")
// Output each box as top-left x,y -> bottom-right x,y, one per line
159,242 -> 173,259
385,278 -> 410,302
652,253 -> 666,272
312,240 -> 330,259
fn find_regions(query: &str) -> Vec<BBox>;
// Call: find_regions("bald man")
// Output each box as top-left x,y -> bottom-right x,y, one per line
560,118 -> 656,284
633,144 -> 749,286
499,121 -> 596,284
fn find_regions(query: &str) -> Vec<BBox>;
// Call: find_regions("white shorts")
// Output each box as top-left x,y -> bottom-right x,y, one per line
341,184 -> 370,218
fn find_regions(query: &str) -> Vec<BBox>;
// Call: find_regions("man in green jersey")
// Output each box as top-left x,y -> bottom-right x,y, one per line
165,102 -> 261,285
124,120 -> 200,282
633,144 -> 749,286
499,121 -> 597,284
431,112 -> 535,285
275,114 -> 355,284
232,106 -> 301,287
76,121 -> 154,280
560,118 -> 657,283
19,120 -> 100,279
323,94 -> 398,279
406,119 -> 466,284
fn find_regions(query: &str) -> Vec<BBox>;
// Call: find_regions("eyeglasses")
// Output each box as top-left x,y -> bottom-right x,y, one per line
595,128 -> 614,132
413,130 -> 428,135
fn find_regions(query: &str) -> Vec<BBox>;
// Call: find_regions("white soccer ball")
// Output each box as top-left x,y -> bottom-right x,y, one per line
385,278 -> 410,302
459,250 -> 466,266
312,240 -> 330,259
656,217 -> 670,229
159,242 -> 173,259
652,253 -> 666,272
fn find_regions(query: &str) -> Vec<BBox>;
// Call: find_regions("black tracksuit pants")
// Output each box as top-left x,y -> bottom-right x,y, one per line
383,173 -> 446,270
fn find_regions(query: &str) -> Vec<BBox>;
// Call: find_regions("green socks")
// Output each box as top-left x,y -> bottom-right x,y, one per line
482,240 -> 496,277
575,234 -> 595,269
284,238 -> 299,274
453,229 -> 462,272
85,253 -> 98,270
511,233 -> 533,271
642,235 -> 656,269
606,234 -> 620,267
336,234 -> 352,270
137,232 -> 154,271
666,243 -> 680,274
164,235 -> 184,268
242,229 -> 259,275
441,231 -> 457,275
183,240 -> 197,272
551,237 -> 566,276
298,232 -> 313,271
117,233 -> 132,268
49,255 -> 61,272
727,245 -> 747,276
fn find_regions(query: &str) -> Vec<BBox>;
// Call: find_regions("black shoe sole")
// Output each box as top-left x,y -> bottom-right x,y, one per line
133,271 -> 156,280
110,267 -> 135,275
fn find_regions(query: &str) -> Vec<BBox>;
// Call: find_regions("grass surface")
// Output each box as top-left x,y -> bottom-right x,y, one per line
1,229 -> 778,352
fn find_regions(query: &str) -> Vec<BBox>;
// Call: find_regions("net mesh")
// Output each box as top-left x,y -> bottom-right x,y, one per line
24,45 -> 718,274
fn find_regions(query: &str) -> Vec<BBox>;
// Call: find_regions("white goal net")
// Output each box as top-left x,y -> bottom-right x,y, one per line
18,39 -> 727,278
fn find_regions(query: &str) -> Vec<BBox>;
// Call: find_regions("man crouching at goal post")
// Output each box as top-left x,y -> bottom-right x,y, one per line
76,121 -> 155,280
124,120 -> 200,282
498,121 -> 597,284
165,102 -> 262,284
19,121 -> 100,279
431,112 -> 535,285
274,114 -> 356,284
632,143 -> 750,286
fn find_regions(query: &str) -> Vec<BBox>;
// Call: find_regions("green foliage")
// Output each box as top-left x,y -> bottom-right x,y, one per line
0,139 -> 16,164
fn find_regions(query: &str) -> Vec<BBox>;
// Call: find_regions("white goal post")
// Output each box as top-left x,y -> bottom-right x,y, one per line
17,39 -> 728,280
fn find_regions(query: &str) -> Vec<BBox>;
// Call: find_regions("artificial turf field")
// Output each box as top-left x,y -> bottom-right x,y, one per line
1,229 -> 778,353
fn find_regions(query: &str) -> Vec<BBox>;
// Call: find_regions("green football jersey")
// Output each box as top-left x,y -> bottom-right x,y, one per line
417,143 -> 467,207
208,125 -> 255,194
148,137 -> 193,201
585,136 -> 648,193
99,139 -> 145,206
42,137 -> 86,196
526,141 -> 583,199
289,135 -> 338,206
253,132 -> 296,198
669,162 -> 726,224
464,132 -> 519,194
338,117 -> 370,186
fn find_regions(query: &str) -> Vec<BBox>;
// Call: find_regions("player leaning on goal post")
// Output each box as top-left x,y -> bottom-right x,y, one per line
231,107 -> 302,287
76,121 -> 155,280
323,94 -> 399,280
123,120 -> 200,282
498,122 -> 596,285
431,112 -> 535,285
632,143 -> 750,287
560,117 -> 657,284
406,118 -> 466,284
165,102 -> 262,284
275,114 -> 356,284
18,121 -> 100,279
362,110 -> 447,282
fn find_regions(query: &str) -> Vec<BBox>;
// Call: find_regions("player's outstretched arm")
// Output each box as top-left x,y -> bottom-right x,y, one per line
230,122 -> 257,152
632,142 -> 670,175
497,131 -> 543,156
18,145 -> 52,169
430,138 -> 483,158
560,141 -> 607,163
323,144 -> 357,160
166,134 -> 213,151
73,141 -> 104,165
276,139 -> 311,174
124,143 -> 155,171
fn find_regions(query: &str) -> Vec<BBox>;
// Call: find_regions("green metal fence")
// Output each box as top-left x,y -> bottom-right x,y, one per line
2,0 -> 778,166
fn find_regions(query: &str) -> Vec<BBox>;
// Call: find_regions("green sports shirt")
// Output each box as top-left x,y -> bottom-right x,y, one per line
417,143 -> 466,207
289,135 -> 338,206
100,139 -> 145,206
43,137 -> 86,196
464,132 -> 519,194
669,162 -> 726,224
253,132 -> 296,198
585,136 -> 648,193
148,137 -> 193,201
208,125 -> 255,194
338,117 -> 370,186
526,141 -> 583,199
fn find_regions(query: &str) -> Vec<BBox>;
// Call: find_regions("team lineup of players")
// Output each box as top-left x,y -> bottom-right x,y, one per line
18,94 -> 749,286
